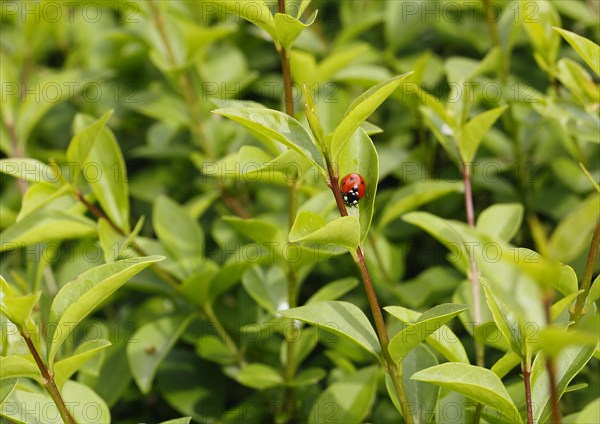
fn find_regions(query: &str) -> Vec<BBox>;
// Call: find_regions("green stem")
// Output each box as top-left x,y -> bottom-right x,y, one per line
204,304 -> 246,367
461,162 -> 485,424
570,216 -> 600,324
327,163 -> 414,424
277,2 -> 300,420
461,162 -> 485,367
543,294 -> 561,424
523,358 -> 534,424
22,331 -> 77,424
481,0 -> 500,48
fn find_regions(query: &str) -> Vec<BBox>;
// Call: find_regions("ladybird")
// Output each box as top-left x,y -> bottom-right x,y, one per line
340,173 -> 366,206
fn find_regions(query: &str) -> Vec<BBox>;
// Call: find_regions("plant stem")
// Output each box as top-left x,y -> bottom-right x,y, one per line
571,216 -> 600,323
21,331 -> 77,424
523,359 -> 534,424
204,304 -> 246,367
277,2 -> 300,421
74,190 -> 180,290
326,163 -> 414,424
461,162 -> 485,424
481,0 -> 500,48
543,294 -> 561,424
461,162 -> 485,367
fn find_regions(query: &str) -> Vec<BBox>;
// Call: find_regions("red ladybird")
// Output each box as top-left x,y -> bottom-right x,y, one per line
340,173 -> 366,206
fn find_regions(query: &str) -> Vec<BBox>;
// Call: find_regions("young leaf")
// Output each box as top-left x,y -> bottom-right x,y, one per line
458,106 -> 508,163
331,73 -> 412,163
53,339 -> 112,389
237,363 -> 284,389
46,256 -> 163,366
0,355 -> 42,383
0,158 -> 59,184
378,181 -> 463,229
289,211 -> 360,253
213,107 -> 326,176
0,210 -> 96,252
547,193 -> 599,262
66,110 -> 113,182
403,345 -> 440,424
128,313 -> 195,394
223,216 -> 284,245
306,277 -> 358,304
213,0 -> 276,40
530,344 -> 596,423
0,285 -> 41,328
274,11 -> 317,50
386,303 -> 468,362
279,301 -> 382,362
81,119 -> 130,232
482,281 -> 525,357
308,366 -> 379,424
153,195 -> 205,279
554,27 -> 600,75
337,128 -> 379,244
242,266 -> 288,314
476,203 -> 524,242
411,363 -> 523,423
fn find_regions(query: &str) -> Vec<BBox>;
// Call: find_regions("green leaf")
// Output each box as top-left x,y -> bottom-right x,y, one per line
482,281 -> 525,357
62,380 -> 111,423
531,344 -> 596,423
153,195 -> 205,279
0,210 -> 96,252
331,73 -> 411,163
547,194 -> 599,262
303,83 -> 326,146
402,211 -> 470,270
536,327 -> 597,358
46,256 -> 163,366
213,0 -> 276,40
308,366 -> 379,424
242,266 -> 287,314
16,70 -> 106,145
378,181 -> 463,229
237,363 -> 284,389
306,277 -> 358,304
274,11 -> 316,50
0,355 -> 41,383
554,27 -> 600,75
128,313 -> 195,394
157,350 -> 224,423
458,106 -> 508,163
386,303 -> 469,362
0,287 -> 41,328
54,339 -> 112,388
0,159 -> 59,184
288,367 -> 326,387
412,363 -> 523,423
572,398 -> 600,424
337,128 -> 379,244
476,203 -> 524,242
213,107 -> 326,175
223,216 -> 284,245
279,301 -> 382,361
159,418 -> 192,424
403,345 -> 440,424
66,110 -> 113,182
81,117 -> 130,232
195,335 -> 235,366
491,352 -> 521,379
289,211 -> 360,253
